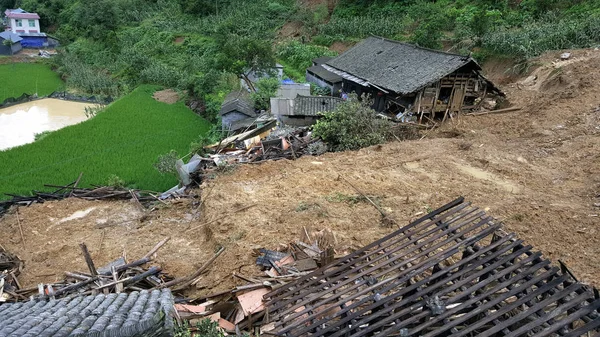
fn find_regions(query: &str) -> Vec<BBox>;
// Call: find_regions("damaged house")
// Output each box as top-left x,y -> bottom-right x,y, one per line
220,90 -> 258,132
323,37 -> 503,119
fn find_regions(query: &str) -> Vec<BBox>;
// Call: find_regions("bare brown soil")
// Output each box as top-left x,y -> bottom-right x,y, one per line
329,41 -> 353,54
153,89 -> 180,104
1,48 -> 599,296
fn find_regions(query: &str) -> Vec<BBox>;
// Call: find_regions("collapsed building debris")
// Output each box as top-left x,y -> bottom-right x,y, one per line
0,239 -> 173,302
0,175 -> 165,218
1,197 -> 599,336
262,197 -> 600,337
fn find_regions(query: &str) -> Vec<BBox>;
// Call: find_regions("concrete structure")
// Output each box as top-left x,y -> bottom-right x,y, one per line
4,8 -> 40,34
3,9 -> 55,48
276,83 -> 310,99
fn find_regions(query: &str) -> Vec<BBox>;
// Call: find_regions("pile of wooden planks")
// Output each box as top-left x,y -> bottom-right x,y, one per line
0,248 -> 23,302
0,174 -> 162,217
2,238 -> 174,302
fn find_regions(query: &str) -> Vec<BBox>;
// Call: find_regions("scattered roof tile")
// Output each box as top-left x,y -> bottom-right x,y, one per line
0,289 -> 174,337
292,95 -> 344,117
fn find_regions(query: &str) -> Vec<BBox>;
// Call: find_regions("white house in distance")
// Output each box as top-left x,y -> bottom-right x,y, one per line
4,8 -> 41,34
3,8 -> 55,48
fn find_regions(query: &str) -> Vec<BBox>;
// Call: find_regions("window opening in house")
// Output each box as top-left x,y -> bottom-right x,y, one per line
438,87 -> 453,104
28,20 -> 35,27
15,19 -> 22,27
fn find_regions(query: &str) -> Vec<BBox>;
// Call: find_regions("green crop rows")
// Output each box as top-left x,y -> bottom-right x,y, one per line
0,85 -> 210,198
0,63 -> 64,102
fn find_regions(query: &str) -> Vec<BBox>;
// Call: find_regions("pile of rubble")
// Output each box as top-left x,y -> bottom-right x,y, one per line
1,198 -> 600,336
172,228 -> 337,334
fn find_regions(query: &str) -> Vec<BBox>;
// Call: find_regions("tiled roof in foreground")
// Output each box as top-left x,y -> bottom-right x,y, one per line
0,289 -> 174,337
264,197 -> 600,337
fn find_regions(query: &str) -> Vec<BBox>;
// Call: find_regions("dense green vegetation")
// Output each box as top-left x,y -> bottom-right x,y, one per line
1,0 -> 596,108
0,85 -> 210,198
1,0 -> 600,197
0,63 -> 63,102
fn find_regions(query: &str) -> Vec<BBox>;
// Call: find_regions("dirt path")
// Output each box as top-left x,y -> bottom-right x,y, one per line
1,49 -> 599,295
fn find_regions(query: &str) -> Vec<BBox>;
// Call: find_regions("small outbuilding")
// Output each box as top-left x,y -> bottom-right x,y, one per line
306,56 -> 343,95
323,36 -> 503,120
220,90 -> 258,132
0,31 -> 22,55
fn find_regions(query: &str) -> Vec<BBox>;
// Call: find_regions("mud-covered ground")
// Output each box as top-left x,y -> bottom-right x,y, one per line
1,49 -> 599,296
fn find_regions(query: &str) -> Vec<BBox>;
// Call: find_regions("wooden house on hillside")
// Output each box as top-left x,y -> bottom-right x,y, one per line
323,37 -> 503,119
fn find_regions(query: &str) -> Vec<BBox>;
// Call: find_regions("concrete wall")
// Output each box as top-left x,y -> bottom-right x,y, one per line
0,41 -> 21,55
9,18 -> 40,34
270,97 -> 293,117
277,83 -> 310,99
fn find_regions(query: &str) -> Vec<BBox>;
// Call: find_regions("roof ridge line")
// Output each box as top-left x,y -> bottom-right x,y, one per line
368,35 -> 471,60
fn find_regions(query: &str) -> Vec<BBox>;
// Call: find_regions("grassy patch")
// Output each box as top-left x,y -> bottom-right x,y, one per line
0,63 -> 64,102
0,85 -> 211,198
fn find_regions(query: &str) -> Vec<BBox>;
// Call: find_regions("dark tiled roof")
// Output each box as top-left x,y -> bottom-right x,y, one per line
306,65 -> 342,84
220,90 -> 256,117
312,56 -> 333,65
0,289 -> 174,337
293,95 -> 344,116
325,36 -> 478,95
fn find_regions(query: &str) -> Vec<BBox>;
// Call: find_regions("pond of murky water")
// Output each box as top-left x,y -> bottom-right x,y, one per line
0,98 -> 92,150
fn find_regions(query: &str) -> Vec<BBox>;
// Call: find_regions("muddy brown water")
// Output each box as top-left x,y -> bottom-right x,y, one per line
0,98 -> 91,150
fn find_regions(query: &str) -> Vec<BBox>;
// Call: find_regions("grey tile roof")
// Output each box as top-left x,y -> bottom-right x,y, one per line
312,56 -> 333,66
306,65 -> 342,84
325,36 -> 478,95
0,31 -> 23,43
292,95 -> 344,116
220,90 -> 256,117
0,289 -> 174,337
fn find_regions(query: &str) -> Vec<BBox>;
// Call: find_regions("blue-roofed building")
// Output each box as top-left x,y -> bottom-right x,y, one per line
0,31 -> 22,55
3,8 -> 59,48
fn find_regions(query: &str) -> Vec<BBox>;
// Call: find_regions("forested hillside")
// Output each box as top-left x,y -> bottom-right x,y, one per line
2,0 -> 600,122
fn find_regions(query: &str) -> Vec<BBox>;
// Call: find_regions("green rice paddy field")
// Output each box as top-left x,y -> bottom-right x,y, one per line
0,63 -> 64,102
0,85 -> 211,198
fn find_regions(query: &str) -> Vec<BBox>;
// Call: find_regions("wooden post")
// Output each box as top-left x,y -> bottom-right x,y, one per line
432,81 -> 440,114
79,243 -> 98,276
416,90 -> 423,123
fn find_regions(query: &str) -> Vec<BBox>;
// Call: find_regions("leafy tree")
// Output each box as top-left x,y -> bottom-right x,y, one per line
250,77 -> 279,110
179,0 -> 231,16
312,94 -> 417,152
411,21 -> 443,49
70,0 -> 119,41
215,33 -> 276,91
